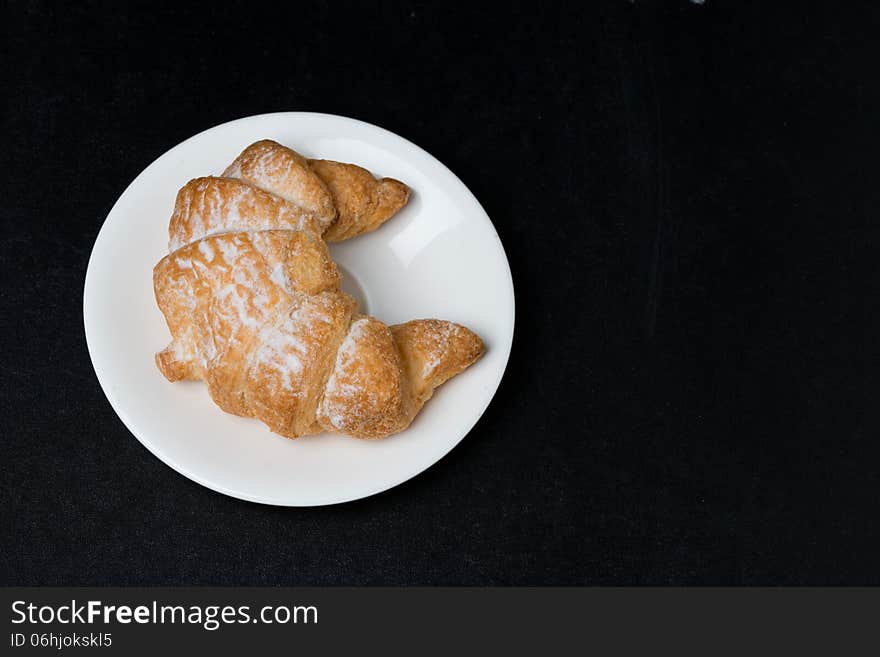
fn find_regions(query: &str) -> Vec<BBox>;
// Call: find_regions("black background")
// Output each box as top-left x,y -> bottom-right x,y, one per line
3,1 -> 879,585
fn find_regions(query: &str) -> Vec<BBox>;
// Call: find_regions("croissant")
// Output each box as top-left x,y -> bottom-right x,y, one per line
222,139 -> 411,242
153,142 -> 484,439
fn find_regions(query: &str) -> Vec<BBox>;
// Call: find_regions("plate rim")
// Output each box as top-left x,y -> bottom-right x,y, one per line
83,111 -> 515,506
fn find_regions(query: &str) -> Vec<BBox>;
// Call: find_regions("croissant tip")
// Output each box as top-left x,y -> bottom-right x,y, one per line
155,348 -> 185,382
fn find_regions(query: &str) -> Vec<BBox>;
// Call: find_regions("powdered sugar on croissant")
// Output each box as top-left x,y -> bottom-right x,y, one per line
222,139 -> 411,242
168,176 -> 323,251
153,141 -> 483,439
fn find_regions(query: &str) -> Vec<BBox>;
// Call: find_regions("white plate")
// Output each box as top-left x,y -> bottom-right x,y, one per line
83,112 -> 515,506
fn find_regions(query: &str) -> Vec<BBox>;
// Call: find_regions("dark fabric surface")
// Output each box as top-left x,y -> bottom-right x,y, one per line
2,1 -> 878,585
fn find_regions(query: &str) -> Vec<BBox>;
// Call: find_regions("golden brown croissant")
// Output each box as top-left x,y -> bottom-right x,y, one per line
153,142 -> 483,439
222,139 -> 411,242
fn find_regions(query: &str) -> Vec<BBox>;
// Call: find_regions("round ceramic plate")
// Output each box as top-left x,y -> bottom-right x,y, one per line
84,112 -> 514,506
